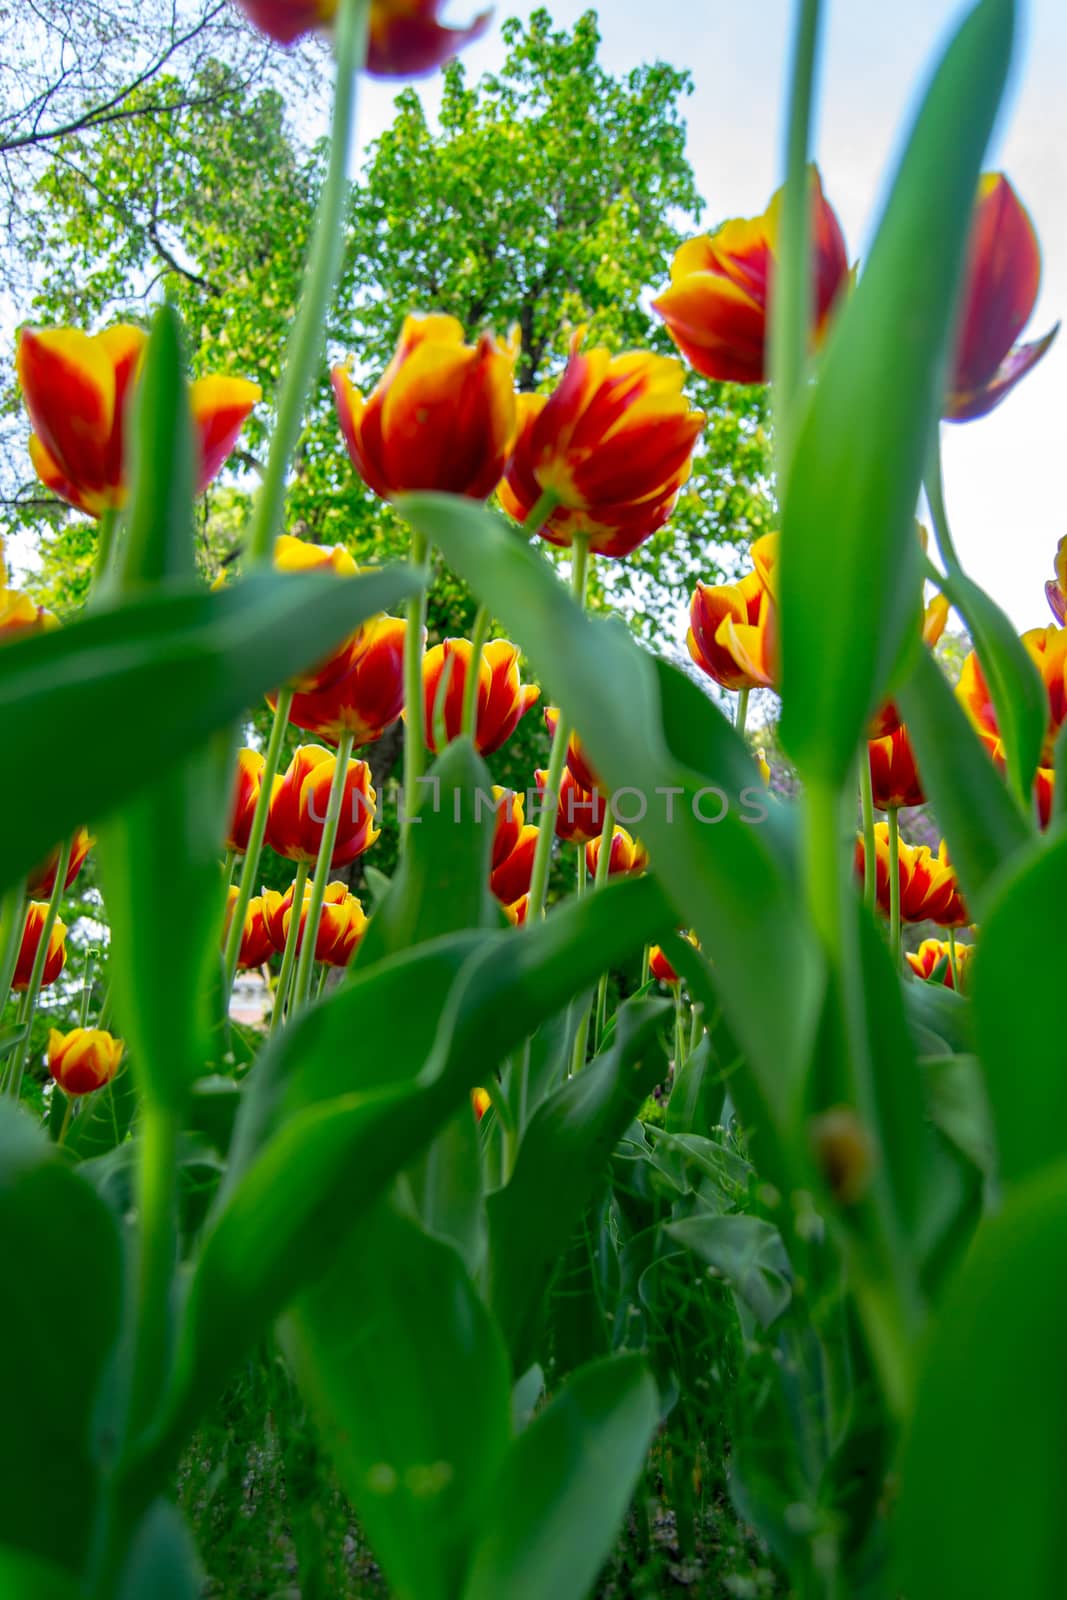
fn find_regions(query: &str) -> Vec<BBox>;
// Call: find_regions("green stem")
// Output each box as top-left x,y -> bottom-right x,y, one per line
520,487 -> 560,539
0,881 -> 26,1017
674,988 -> 688,1071
291,730 -> 355,1009
402,528 -> 430,843
689,1003 -> 704,1055
923,431 -> 962,573
6,838 -> 71,1101
641,944 -> 650,988
859,749 -> 876,909
79,945 -> 96,1027
735,686 -> 750,736
245,0 -> 371,565
887,806 -> 902,965
91,506 -> 119,593
224,686 -> 293,988
223,848 -> 237,888
770,0 -> 823,481
947,927 -> 960,991
57,1094 -> 74,1147
527,537 -> 591,920
270,860 -> 310,1034
461,602 -> 491,741
126,1104 -> 179,1441
97,984 -> 113,1032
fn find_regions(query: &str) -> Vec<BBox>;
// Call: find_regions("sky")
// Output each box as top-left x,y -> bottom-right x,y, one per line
356,0 -> 1067,630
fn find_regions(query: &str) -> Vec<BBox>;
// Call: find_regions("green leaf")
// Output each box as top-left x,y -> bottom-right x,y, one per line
63,1065 -> 138,1160
461,1354 -> 659,1600
0,1103 -> 122,1573
971,831 -> 1067,1184
284,1201 -> 512,1600
136,875 -> 670,1484
397,493 -> 821,1141
896,1161 -> 1067,1600
486,996 -> 670,1372
898,645 -> 1031,909
778,0 -> 1016,783
117,1501 -> 202,1600
113,301 -> 196,591
0,1549 -> 85,1600
0,567 -> 421,894
665,1036 -> 722,1135
666,1213 -> 792,1329
936,564 -> 1046,808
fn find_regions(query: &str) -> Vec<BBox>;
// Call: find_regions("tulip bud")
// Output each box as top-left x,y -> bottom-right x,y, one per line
266,745 -> 379,866
490,788 -> 525,870
585,826 -> 648,880
490,824 -> 539,906
12,904 -> 67,991
649,945 -> 680,985
423,638 -> 538,755
26,828 -> 93,898
534,766 -> 605,844
223,887 -> 274,970
543,707 -> 601,795
867,726 -> 924,811
334,314 -> 518,501
906,938 -> 974,994
47,1027 -> 123,1096
264,878 -> 368,967
471,1087 -> 492,1121
282,615 -> 408,746
225,751 -> 266,855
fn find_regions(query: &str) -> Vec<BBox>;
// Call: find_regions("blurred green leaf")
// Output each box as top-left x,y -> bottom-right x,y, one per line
487,996 -> 669,1372
778,0 -> 1016,783
667,1213 -> 792,1329
0,1104 -> 122,1574
63,1066 -> 138,1160
896,1161 -> 1067,1600
461,1354 -> 659,1600
898,646 -> 1031,909
0,1549 -> 85,1600
0,567 -> 421,894
117,1501 -> 202,1600
285,1201 -> 512,1600
971,831 -> 1067,1184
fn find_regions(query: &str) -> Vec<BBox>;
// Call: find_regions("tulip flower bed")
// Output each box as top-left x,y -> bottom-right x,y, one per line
3,0 -> 1066,1597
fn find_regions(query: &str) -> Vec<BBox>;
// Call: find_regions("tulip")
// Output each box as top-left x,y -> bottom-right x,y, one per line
585,826 -> 648,880
422,637 -> 539,755
959,625 -> 1067,766
47,1028 -> 123,1096
265,744 -> 379,865
544,707 -> 601,794
234,1 -> 492,77
222,887 -> 275,970
471,1086 -> 492,1121
490,788 -> 525,871
16,324 -> 260,516
534,766 -> 606,844
1,585 -> 57,641
652,168 -> 849,383
225,751 -> 267,855
264,879 -> 368,967
334,314 -> 518,501
906,938 -> 974,994
867,726 -> 924,811
503,895 -> 528,927
855,826 -> 969,927
490,823 -> 539,905
278,614 -> 407,747
12,903 -> 67,991
944,174 -> 1059,422
497,334 -> 705,557
649,944 -> 680,985
688,533 -> 778,692
27,828 -> 93,898
270,534 -> 370,695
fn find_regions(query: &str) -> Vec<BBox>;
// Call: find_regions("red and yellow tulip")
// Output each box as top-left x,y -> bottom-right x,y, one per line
12,904 -> 67,991
585,826 -> 649,880
688,533 -> 778,692
16,324 -> 259,516
867,726 -> 924,811
649,944 -> 680,985
498,333 -> 704,557
489,787 -> 525,871
263,878 -> 368,968
225,751 -> 267,856
944,174 -> 1059,421
471,1086 -> 492,1120
265,745 -> 379,866
1,551 -> 57,642
543,707 -> 601,795
234,0 -> 492,77
281,615 -> 408,746
906,938 -> 974,994
223,888 -> 275,970
27,827 -> 93,898
422,637 -> 539,755
534,766 -> 606,844
490,823 -> 539,906
959,625 -> 1067,766
272,535 -> 367,695
47,1028 -> 123,1096
855,826 -> 969,928
653,168 -> 849,383
334,314 -> 518,500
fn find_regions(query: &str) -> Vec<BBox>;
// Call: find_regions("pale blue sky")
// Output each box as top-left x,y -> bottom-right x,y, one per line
357,1 -> 1067,629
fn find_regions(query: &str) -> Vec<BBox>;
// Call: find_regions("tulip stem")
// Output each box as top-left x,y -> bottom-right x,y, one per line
270,861 -> 310,1034
735,686 -> 750,735
127,1103 -> 179,1441
887,806 -> 902,965
244,0 -> 371,566
223,849 -> 238,888
6,838 -> 71,1102
527,536 -> 592,922
641,944 -> 650,988
80,945 -> 96,1027
689,1002 -> 704,1056
92,507 -> 119,592
292,730 -> 355,1010
947,927 -> 960,991
771,0 -> 824,480
923,432 -> 962,573
674,988 -> 688,1071
0,881 -> 26,1018
402,529 -> 430,843
224,686 -> 293,989
57,1093 -> 74,1147
461,602 -> 491,740
859,751 -> 876,909
520,488 -> 560,539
